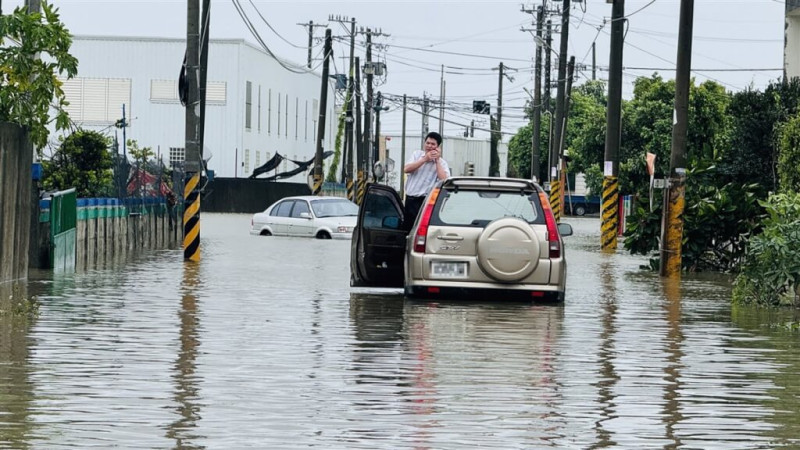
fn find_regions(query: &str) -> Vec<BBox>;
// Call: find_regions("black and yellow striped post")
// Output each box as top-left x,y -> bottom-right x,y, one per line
311,173 -> 323,196
346,176 -> 355,202
183,172 -> 201,261
601,176 -> 619,251
549,179 -> 562,222
356,170 -> 366,205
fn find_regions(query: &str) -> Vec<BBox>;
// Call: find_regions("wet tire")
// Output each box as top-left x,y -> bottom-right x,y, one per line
476,217 -> 540,282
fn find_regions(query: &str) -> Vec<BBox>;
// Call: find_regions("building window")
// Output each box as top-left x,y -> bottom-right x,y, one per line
304,100 -> 308,142
277,93 -> 281,139
258,85 -> 262,133
169,147 -> 185,165
268,89 -> 272,135
312,99 -> 319,143
244,148 -> 250,174
295,97 -> 299,140
245,81 -> 252,130
60,77 -> 132,124
285,94 -> 289,138
149,79 -> 226,104
255,150 -> 261,168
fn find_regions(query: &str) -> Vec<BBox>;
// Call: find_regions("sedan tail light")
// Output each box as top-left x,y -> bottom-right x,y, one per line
412,188 -> 441,253
538,191 -> 561,258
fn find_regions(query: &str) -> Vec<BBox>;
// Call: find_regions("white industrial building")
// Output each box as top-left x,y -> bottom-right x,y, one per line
50,35 -> 337,182
787,1 -> 800,81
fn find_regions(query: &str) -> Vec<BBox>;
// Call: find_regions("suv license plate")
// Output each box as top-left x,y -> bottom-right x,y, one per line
431,262 -> 467,278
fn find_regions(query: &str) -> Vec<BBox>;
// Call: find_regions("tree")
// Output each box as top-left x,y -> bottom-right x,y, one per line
42,129 -> 113,197
0,2 -> 77,149
776,113 -> 800,193
720,79 -> 800,194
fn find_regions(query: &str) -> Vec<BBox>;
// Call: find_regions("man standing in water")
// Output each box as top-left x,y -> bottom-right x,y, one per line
402,131 -> 450,230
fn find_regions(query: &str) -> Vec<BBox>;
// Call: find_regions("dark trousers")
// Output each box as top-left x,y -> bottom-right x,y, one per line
403,195 -> 426,231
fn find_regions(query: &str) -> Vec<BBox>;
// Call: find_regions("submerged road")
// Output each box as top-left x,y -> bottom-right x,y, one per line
1,213 -> 798,449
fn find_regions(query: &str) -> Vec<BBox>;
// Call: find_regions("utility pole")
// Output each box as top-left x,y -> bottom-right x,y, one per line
331,15 -> 357,200
592,42 -> 597,80
199,0 -> 210,166
354,56 -> 365,204
439,65 -> 445,136
297,21 -> 326,69
373,91 -> 383,172
603,0 -> 624,252
346,17 -> 356,201
549,0 -> 570,222
313,29 -> 332,195
401,94 -> 407,199
532,6 -> 544,182
544,19 -> 552,114
497,62 -> 504,143
660,0 -> 694,277
558,56 -> 575,218
421,93 -> 430,147
363,29 -> 374,179
183,0 -> 202,262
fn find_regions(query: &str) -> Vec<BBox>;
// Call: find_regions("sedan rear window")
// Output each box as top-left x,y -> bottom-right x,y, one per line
433,190 -> 543,226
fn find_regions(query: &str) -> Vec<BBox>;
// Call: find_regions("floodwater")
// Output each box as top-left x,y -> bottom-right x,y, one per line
1,214 -> 799,449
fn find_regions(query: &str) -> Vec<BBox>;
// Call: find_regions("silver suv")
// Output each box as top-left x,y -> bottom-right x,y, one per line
350,177 -> 573,301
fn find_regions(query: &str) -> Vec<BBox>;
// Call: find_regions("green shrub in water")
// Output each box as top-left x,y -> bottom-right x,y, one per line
733,192 -> 800,307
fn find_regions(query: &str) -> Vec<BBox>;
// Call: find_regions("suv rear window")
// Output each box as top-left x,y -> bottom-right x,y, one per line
431,189 -> 544,227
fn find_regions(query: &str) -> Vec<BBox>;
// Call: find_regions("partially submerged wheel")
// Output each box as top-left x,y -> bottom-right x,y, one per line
476,217 -> 540,282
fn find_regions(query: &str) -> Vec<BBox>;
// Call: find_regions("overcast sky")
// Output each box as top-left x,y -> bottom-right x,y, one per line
5,0 -> 787,138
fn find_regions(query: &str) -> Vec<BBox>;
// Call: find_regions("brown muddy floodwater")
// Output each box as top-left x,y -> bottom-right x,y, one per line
1,213 -> 799,449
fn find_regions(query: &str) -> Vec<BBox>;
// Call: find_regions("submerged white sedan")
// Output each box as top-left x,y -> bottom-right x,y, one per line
250,196 -> 359,239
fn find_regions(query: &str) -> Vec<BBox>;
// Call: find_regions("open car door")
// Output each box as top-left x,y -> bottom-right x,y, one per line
350,183 -> 408,288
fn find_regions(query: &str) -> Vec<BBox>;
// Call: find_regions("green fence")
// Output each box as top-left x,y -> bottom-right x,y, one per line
50,188 -> 77,272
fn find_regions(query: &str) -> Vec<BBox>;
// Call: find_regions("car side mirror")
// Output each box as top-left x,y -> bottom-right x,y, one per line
300,212 -> 312,219
557,223 -> 573,237
382,216 -> 400,229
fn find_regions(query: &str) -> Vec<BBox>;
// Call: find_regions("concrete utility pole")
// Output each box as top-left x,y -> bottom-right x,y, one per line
497,62 -> 504,143
330,15 -> 357,200
313,28 -> 332,195
532,6 -> 544,182
354,56 -> 365,204
346,18 -> 356,201
549,0 -> 570,221
363,29 -> 374,179
199,0 -> 210,164
544,19 -> 552,114
439,65 -> 446,136
183,0 -> 202,262
421,93 -> 430,147
401,94 -> 407,199
592,42 -> 597,80
602,0 -> 624,252
558,56 -> 575,219
660,0 -> 694,277
373,91 -> 383,172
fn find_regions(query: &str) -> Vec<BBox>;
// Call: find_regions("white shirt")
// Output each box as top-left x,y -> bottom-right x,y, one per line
404,150 -> 450,197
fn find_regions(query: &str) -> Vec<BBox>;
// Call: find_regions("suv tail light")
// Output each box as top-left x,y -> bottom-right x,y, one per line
538,191 -> 561,258
412,188 -> 441,253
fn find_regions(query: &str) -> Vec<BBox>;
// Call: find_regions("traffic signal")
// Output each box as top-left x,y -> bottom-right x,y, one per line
464,161 -> 475,176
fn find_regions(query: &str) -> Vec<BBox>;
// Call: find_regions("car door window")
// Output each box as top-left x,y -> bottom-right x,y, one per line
363,192 -> 401,229
272,201 -> 293,217
291,200 -> 310,218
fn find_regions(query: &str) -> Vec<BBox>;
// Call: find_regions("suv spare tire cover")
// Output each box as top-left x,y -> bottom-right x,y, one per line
477,217 -> 540,282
